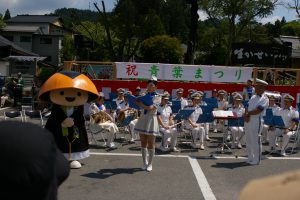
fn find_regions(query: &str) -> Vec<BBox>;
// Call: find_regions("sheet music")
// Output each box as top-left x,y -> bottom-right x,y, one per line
212,110 -> 235,118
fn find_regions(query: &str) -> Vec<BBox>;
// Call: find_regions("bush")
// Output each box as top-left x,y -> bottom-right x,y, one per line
139,35 -> 183,64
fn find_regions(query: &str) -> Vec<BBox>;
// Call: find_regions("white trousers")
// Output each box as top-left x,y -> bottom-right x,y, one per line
192,126 -> 205,144
230,126 -> 244,143
261,124 -> 269,141
129,119 -> 138,140
245,117 -> 263,164
203,123 -> 209,137
269,128 -> 295,152
160,127 -> 178,148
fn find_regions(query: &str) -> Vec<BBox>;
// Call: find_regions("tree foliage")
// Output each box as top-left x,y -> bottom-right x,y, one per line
0,14 -> 5,29
52,1 -> 296,66
139,35 -> 183,63
3,9 -> 11,20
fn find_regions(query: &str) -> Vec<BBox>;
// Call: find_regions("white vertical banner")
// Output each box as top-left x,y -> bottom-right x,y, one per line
210,66 -> 252,83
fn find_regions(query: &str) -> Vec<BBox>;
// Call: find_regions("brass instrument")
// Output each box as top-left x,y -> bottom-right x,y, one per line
92,111 -> 111,124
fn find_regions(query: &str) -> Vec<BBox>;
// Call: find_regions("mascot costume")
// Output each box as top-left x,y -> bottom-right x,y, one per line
39,71 -> 98,169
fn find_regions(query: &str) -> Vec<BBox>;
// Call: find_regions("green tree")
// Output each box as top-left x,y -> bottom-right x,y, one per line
281,21 -> 300,36
160,0 -> 189,42
60,35 -> 76,62
3,9 -> 11,20
200,0 -> 278,64
139,35 -> 183,63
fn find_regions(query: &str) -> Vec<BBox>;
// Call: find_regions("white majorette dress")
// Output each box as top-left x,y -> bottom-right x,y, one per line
134,92 -> 161,136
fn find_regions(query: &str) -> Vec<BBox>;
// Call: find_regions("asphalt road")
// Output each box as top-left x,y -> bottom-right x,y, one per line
1,106 -> 300,200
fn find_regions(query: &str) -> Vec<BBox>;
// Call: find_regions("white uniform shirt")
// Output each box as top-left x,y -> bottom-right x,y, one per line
184,105 -> 202,129
113,98 -> 128,110
157,104 -> 173,125
229,104 -> 245,118
279,106 -> 299,128
173,97 -> 188,109
247,93 -> 269,120
217,99 -> 228,110
89,103 -> 106,115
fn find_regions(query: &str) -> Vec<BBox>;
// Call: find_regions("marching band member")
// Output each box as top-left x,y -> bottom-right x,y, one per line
135,86 -> 142,97
212,89 -> 218,99
89,93 -> 118,149
157,92 -> 179,152
198,91 -> 210,141
134,76 -> 161,172
261,95 -> 280,144
228,93 -> 245,149
213,90 -> 229,133
267,94 -> 299,156
173,88 -> 188,109
184,92 -> 205,150
123,91 -> 139,143
187,89 -> 196,106
242,79 -> 255,101
243,79 -> 269,165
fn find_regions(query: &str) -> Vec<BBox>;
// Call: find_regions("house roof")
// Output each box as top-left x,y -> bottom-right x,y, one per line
7,15 -> 60,24
2,25 -> 41,33
0,35 -> 38,56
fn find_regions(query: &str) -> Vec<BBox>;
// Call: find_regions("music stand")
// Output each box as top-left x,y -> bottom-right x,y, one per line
263,114 -> 285,156
126,94 -> 141,110
171,100 -> 181,114
212,111 -> 237,154
203,98 -> 218,109
105,101 -> 118,110
173,109 -> 195,121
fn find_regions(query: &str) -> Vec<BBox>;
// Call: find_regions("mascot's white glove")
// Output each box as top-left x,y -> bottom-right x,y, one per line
61,117 -> 74,128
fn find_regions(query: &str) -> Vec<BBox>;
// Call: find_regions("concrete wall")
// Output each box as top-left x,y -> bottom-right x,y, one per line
2,32 -> 33,51
0,61 -> 9,76
32,35 -> 63,66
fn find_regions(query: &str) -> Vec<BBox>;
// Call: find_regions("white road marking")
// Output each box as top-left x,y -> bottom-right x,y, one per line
188,156 -> 217,200
90,152 -> 300,160
90,152 -> 188,158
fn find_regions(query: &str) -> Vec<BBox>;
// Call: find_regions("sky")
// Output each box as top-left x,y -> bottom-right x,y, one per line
0,0 -> 298,24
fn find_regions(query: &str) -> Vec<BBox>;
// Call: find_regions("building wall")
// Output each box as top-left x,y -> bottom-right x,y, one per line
2,32 -> 33,51
32,35 -> 63,66
0,61 -> 9,76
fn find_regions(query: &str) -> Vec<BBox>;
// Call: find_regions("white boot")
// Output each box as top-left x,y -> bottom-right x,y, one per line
70,160 -> 82,169
147,149 -> 155,172
141,148 -> 148,170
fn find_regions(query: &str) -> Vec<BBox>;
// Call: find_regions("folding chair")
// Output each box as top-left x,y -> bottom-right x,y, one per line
21,105 -> 33,112
23,110 -> 44,126
117,115 -> 135,143
4,111 -> 23,122
84,115 -> 108,147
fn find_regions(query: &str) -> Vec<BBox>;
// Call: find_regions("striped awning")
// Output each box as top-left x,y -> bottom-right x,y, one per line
4,56 -> 47,62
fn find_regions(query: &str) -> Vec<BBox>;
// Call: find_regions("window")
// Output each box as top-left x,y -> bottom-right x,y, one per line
20,36 -> 31,42
45,56 -> 52,62
4,35 -> 13,42
40,38 -> 52,44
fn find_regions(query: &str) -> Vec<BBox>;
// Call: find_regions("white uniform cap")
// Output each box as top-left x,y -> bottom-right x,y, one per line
255,79 -> 268,86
